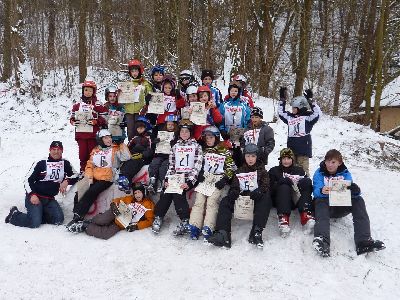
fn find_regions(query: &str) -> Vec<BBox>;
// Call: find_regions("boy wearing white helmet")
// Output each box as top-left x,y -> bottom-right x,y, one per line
104,84 -> 126,144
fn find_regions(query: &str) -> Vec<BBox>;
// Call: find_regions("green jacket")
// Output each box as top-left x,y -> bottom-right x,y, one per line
123,77 -> 152,114
203,143 -> 235,179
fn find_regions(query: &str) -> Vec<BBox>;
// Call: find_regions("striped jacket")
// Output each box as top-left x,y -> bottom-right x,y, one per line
202,143 -> 235,180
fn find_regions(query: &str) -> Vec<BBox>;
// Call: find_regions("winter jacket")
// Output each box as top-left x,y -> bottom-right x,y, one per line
123,78 -> 153,114
127,131 -> 153,163
70,96 -> 108,140
104,102 -> 126,142
85,143 -> 131,182
112,196 -> 155,230
219,97 -> 251,133
206,84 -> 222,108
312,161 -> 356,199
193,107 -> 223,140
278,100 -> 321,157
156,94 -> 186,125
269,164 -> 307,192
240,121 -> 275,164
24,156 -> 79,199
165,138 -> 203,187
201,143 -> 235,180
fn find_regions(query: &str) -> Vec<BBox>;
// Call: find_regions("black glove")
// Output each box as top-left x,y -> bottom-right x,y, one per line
241,190 -> 251,197
145,94 -> 152,105
220,130 -> 230,141
185,181 -> 194,190
250,188 -> 263,201
126,223 -> 138,232
226,191 -> 239,202
348,183 -> 361,196
119,121 -> 126,128
153,138 -> 161,144
197,171 -> 205,183
279,177 -> 293,186
279,87 -> 288,100
303,88 -> 313,101
215,177 -> 229,190
132,144 -> 145,153
110,202 -> 120,217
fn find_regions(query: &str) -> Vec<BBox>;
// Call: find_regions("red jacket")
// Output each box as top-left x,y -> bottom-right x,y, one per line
193,107 -> 223,140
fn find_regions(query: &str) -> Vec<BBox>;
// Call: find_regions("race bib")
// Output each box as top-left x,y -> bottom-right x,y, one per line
237,171 -> 258,192
43,161 -> 65,183
243,129 -> 261,145
79,103 -> 93,114
175,145 -> 196,173
164,95 -> 177,112
204,153 -> 226,175
288,117 -> 306,137
224,105 -> 243,127
128,202 -> 149,223
92,148 -> 113,168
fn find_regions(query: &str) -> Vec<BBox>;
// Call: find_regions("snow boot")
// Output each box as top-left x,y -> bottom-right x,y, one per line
300,211 -> 315,234
66,213 -> 83,232
152,216 -> 163,234
117,175 -> 131,194
202,226 -> 213,242
278,214 -> 291,237
208,230 -> 231,248
5,206 -> 19,223
248,225 -> 264,249
313,236 -> 330,257
146,177 -> 156,194
356,238 -> 386,255
156,180 -> 164,193
68,220 -> 91,233
189,224 -> 201,240
173,219 -> 190,236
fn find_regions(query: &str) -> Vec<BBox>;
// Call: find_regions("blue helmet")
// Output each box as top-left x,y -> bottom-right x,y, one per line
135,116 -> 153,131
151,65 -> 165,76
165,114 -> 179,122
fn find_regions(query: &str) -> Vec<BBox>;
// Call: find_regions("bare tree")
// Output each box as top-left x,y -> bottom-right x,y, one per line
1,0 -> 12,82
78,0 -> 87,82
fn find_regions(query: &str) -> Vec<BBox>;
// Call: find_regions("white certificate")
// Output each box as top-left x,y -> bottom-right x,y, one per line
148,93 -> 165,114
329,179 -> 351,206
233,195 -> 254,220
195,173 -> 223,197
155,131 -> 175,154
75,110 -> 93,133
190,102 -> 207,125
118,82 -> 143,103
165,174 -> 185,194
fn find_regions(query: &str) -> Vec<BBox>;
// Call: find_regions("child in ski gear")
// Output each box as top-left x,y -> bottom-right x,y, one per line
240,106 -> 275,165
123,59 -> 152,141
152,120 -> 203,235
223,74 -> 254,108
178,70 -> 198,102
144,65 -> 165,126
5,141 -> 79,228
118,117 -> 153,193
188,126 -> 235,240
312,149 -> 385,257
66,130 -> 131,231
104,84 -> 126,144
67,183 -> 155,239
207,143 -> 272,248
70,79 -> 108,171
148,115 -> 179,193
268,148 -> 314,237
201,69 -> 222,107
278,87 -> 321,176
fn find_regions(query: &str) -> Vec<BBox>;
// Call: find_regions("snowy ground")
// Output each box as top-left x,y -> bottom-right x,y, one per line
1,88 -> 400,299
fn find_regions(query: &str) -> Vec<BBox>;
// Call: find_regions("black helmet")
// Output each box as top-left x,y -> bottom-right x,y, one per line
251,107 -> 263,118
243,143 -> 258,155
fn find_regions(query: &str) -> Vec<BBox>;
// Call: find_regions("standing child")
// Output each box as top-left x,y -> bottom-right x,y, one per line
278,87 -> 321,176
144,65 -> 165,126
104,84 -> 126,144
151,120 -> 203,235
70,79 -> 108,172
201,69 -> 222,107
312,149 -> 385,257
178,70 -> 198,103
224,74 -> 254,108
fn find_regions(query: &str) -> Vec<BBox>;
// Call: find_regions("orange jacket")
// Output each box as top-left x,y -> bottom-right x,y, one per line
112,196 -> 155,230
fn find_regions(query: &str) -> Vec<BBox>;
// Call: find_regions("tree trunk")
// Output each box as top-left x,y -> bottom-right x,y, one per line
1,0 -> 12,82
229,0 -> 248,74
47,0 -> 56,58
204,0 -> 214,69
78,0 -> 87,82
154,0 -> 166,64
177,0 -> 192,70
101,0 -> 115,61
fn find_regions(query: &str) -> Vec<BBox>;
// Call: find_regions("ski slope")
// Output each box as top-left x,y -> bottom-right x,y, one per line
0,84 -> 399,299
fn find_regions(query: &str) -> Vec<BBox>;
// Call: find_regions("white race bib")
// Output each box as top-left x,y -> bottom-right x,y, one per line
164,95 -> 177,112
224,105 -> 243,127
43,161 -> 65,183
128,202 -> 149,223
243,129 -> 261,145
175,145 -> 196,173
237,171 -> 258,192
92,148 -> 113,168
203,153 -> 226,175
288,117 -> 307,137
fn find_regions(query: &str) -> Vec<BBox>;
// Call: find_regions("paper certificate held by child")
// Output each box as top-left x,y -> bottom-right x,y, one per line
107,115 -> 123,137
118,82 -> 143,103
75,110 -> 93,133
229,127 -> 245,145
234,195 -> 254,220
329,179 -> 351,206
148,92 -> 165,114
190,102 -> 207,125
195,173 -> 223,197
155,131 -> 175,154
165,174 -> 185,194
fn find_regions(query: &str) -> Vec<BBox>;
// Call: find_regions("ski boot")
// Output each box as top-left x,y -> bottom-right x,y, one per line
68,220 -> 91,233
208,230 -> 231,248
313,236 -> 330,257
156,180 -> 164,193
152,216 -> 163,234
173,219 -> 190,236
300,211 -> 315,234
66,213 -> 83,232
189,224 -> 201,240
356,238 -> 386,255
248,225 -> 264,249
5,206 -> 19,223
146,177 -> 156,194
202,226 -> 213,242
118,175 -> 131,194
278,214 -> 291,237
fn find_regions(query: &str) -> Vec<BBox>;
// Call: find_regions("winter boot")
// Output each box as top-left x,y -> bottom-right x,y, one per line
248,225 -> 264,249
300,211 -> 315,234
208,230 -> 231,248
189,224 -> 201,240
5,206 -> 19,223
66,213 -> 83,232
313,236 -> 330,257
147,177 -> 156,194
156,180 -> 164,193
278,214 -> 291,237
68,220 -> 91,233
356,238 -> 386,255
202,226 -> 213,242
173,219 -> 190,236
152,216 -> 163,234
118,175 -> 131,194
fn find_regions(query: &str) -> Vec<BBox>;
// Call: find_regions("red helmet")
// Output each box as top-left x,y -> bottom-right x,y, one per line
82,79 -> 97,95
197,85 -> 211,95
128,59 -> 144,75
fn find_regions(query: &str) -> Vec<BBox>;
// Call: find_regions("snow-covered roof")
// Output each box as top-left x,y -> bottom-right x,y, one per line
361,75 -> 400,107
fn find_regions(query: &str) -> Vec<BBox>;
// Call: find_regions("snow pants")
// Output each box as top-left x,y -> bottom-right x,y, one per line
77,138 -> 97,172
294,155 -> 310,177
154,191 -> 190,220
120,159 -> 145,183
85,209 -> 121,240
189,188 -> 224,230
272,178 -> 313,215
125,113 -> 139,141
73,180 -> 113,217
11,195 -> 64,228
148,156 -> 169,181
314,196 -> 371,245
215,193 -> 272,233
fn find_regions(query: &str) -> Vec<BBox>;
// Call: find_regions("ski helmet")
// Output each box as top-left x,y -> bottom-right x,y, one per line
233,74 -> 247,85
201,69 -> 214,80
128,59 -> 144,76
179,70 -> 193,79
135,116 -> 152,131
161,75 -> 176,92
105,84 -> 118,101
290,96 -> 309,109
82,78 -> 97,96
179,119 -> 194,131
165,114 -> 179,122
197,85 -> 211,96
151,65 -> 165,77
243,143 -> 259,155
228,81 -> 242,96
202,126 -> 220,139
96,129 -> 112,147
250,107 -> 263,118
186,85 -> 198,95
279,148 -> 295,160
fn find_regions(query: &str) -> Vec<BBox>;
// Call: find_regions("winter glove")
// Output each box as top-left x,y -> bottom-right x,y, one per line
119,121 -> 127,128
87,119 -> 97,126
250,188 -> 263,201
348,183 -> 361,196
215,176 -> 229,190
279,177 -> 293,186
220,130 -> 230,141
303,88 -> 313,100
279,87 -> 288,101
153,138 -> 161,144
185,181 -> 194,190
71,120 -> 80,126
126,223 -> 138,232
132,144 -> 145,153
145,94 -> 152,105
197,171 -> 205,183
110,202 -> 120,217
226,191 -> 239,202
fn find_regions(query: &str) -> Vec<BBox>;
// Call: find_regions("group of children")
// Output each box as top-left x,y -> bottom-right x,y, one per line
5,60 -> 385,257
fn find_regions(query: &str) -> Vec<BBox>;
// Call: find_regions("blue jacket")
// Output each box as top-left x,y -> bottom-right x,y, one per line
207,84 -> 222,107
219,97 -> 251,133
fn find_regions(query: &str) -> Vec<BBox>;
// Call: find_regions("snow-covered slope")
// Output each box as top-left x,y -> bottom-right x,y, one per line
0,82 -> 399,299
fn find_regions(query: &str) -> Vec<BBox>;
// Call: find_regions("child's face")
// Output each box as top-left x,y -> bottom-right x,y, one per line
153,72 -> 164,83
251,115 -> 262,126
199,92 -> 209,103
281,157 -> 293,167
292,107 -> 299,114
163,83 -> 172,95
180,128 -> 191,140
325,158 -> 342,174
130,68 -> 140,79
136,125 -> 146,134
205,134 -> 216,146
166,121 -> 175,131
245,153 -> 257,166
181,78 -> 190,87
83,87 -> 94,97
134,190 -> 143,201
107,92 -> 117,103
202,76 -> 213,85
229,87 -> 239,98
102,135 -> 112,147
188,94 -> 198,102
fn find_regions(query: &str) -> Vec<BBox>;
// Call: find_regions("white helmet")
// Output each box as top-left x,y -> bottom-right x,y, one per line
186,85 -> 198,95
96,129 -> 112,147
179,70 -> 192,78
234,74 -> 247,84
290,96 -> 309,109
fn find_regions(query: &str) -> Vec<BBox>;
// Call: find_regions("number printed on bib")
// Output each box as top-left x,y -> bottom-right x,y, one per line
43,161 -> 65,183
92,148 -> 113,168
164,95 -> 177,112
224,105 -> 243,127
204,153 -> 226,174
288,117 -> 307,137
175,145 -> 196,172
237,171 -> 258,192
243,129 -> 261,145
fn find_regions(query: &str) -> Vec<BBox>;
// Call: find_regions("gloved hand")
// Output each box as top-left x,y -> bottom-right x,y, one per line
250,188 -> 263,201
220,130 -> 230,141
215,176 -> 229,190
110,202 -> 120,217
87,119 -> 97,126
279,87 -> 288,101
303,88 -> 313,100
119,121 -> 126,128
348,182 -> 361,196
241,190 -> 251,197
279,177 -> 293,186
126,223 -> 138,232
153,138 -> 161,144
226,191 -> 239,202
132,144 -> 145,153
197,171 -> 205,183
71,120 -> 80,126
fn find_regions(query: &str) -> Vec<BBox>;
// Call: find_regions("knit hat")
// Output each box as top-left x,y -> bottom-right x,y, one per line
201,69 -> 214,80
279,148 -> 295,160
251,107 -> 263,118
132,182 -> 146,198
50,141 -> 63,150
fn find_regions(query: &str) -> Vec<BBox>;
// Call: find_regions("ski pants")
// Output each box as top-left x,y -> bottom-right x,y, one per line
85,209 -> 121,240
272,178 -> 313,215
125,113 -> 139,141
154,191 -> 190,220
313,196 -> 371,245
11,195 -> 64,228
215,192 -> 272,233
189,188 -> 224,230
148,156 -> 169,181
73,180 -> 113,218
120,159 -> 145,183
77,138 -> 97,172
294,155 -> 310,177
